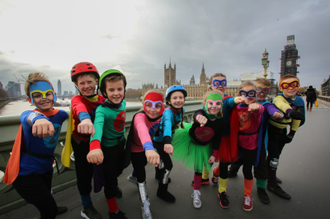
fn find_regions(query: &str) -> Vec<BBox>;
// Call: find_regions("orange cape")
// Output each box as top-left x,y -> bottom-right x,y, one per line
3,109 -> 59,185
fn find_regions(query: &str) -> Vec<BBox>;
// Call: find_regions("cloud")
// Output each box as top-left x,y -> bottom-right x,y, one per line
0,0 -> 329,92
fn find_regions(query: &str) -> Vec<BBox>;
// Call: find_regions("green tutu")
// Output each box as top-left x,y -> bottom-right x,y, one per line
172,122 -> 213,173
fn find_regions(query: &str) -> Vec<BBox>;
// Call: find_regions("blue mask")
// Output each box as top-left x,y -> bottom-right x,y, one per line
29,81 -> 57,104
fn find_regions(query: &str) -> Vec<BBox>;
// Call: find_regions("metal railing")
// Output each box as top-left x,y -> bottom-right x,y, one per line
0,100 -> 202,214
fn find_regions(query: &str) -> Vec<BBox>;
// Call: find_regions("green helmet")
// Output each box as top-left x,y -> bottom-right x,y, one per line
99,69 -> 127,98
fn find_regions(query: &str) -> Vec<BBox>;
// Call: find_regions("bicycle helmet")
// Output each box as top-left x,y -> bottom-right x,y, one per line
165,85 -> 187,102
99,69 -> 127,98
71,62 -> 99,82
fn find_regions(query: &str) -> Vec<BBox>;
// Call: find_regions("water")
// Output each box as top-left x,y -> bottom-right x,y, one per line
0,100 -> 142,117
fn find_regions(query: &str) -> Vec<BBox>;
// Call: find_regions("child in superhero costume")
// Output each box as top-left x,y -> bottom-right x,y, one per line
153,85 -> 187,203
267,74 -> 305,200
87,69 -> 128,219
198,73 -> 244,209
229,81 -> 264,211
172,90 -> 228,209
62,62 -> 107,219
228,78 -> 284,205
123,89 -> 164,219
4,73 -> 68,219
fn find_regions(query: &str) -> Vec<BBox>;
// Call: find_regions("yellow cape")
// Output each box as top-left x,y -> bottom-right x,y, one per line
61,106 -> 75,167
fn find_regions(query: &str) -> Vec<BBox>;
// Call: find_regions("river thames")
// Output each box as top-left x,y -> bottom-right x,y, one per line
0,100 -> 142,117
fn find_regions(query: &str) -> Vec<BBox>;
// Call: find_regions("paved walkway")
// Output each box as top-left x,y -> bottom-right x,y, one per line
1,102 -> 330,219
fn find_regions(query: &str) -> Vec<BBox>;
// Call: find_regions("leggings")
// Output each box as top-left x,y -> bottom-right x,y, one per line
237,146 -> 257,180
102,139 -> 125,199
13,169 -> 58,219
71,137 -> 94,196
153,141 -> 173,171
131,151 -> 148,183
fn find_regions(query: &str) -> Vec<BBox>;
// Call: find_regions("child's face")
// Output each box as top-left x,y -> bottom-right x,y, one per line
211,76 -> 226,93
238,85 -> 256,105
168,91 -> 185,108
31,91 -> 54,111
144,101 -> 162,119
75,74 -> 98,96
206,100 -> 221,116
256,82 -> 270,101
279,78 -> 299,99
104,80 -> 125,104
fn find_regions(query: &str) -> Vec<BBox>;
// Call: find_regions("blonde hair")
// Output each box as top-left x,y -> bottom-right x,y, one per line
255,78 -> 271,86
208,73 -> 226,90
24,72 -> 53,96
203,90 -> 224,117
279,74 -> 299,84
238,80 -> 256,90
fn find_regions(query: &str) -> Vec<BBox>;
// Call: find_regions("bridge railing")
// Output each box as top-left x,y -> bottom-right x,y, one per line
317,95 -> 330,107
0,100 -> 202,214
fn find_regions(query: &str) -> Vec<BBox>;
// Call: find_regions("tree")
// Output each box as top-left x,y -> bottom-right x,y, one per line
0,88 -> 9,100
125,88 -> 141,98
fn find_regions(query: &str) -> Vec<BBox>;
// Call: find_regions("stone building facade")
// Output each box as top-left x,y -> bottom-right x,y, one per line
141,61 -> 278,99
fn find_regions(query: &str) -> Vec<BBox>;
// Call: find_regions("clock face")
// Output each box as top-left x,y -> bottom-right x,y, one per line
286,60 -> 292,67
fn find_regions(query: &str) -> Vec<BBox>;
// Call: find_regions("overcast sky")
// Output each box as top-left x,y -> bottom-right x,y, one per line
0,0 -> 329,93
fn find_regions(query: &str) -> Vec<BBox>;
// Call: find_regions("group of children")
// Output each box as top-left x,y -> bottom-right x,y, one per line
3,61 -> 306,219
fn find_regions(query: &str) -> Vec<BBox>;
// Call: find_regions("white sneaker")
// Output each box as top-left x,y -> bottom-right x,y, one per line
141,201 -> 152,219
191,190 -> 202,208
127,174 -> 138,187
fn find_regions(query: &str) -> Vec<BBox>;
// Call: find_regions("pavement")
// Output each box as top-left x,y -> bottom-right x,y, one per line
1,102 -> 330,219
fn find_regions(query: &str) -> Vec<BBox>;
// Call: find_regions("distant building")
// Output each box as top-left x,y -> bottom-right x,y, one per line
5,81 -> 21,96
63,91 -> 68,96
321,76 -> 330,96
280,35 -> 300,77
141,62 -> 278,100
57,79 -> 62,96
189,75 -> 195,85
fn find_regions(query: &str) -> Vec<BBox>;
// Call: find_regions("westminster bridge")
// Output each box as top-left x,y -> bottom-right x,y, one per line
0,98 -> 330,219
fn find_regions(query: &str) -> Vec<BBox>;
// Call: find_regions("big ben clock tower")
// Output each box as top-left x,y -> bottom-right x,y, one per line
280,35 -> 300,77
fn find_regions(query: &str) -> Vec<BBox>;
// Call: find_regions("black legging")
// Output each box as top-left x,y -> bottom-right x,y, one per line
131,151 -> 148,183
13,169 -> 58,219
102,139 -> 125,199
237,146 -> 257,180
71,137 -> 94,196
153,141 -> 173,171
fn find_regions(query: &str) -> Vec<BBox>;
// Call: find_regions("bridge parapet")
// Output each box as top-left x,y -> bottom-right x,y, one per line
317,95 -> 330,107
0,100 -> 202,214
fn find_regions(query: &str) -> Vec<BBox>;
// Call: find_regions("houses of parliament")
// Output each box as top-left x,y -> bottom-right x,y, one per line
141,61 -> 257,99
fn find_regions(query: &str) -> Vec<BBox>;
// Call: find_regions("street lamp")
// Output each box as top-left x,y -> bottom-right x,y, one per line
261,48 -> 269,78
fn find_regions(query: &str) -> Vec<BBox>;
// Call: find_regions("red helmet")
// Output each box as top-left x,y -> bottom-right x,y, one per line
71,62 -> 99,82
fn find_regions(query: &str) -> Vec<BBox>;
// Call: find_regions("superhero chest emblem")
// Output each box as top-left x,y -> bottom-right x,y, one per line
114,111 -> 126,132
238,111 -> 251,130
195,127 -> 214,142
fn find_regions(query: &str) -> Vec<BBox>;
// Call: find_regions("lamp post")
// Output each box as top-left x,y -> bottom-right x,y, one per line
261,48 -> 269,78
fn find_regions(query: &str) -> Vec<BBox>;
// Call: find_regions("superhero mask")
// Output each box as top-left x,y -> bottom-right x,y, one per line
238,88 -> 257,99
29,81 -> 57,104
280,79 -> 300,90
256,86 -> 271,96
143,92 -> 164,115
204,93 -> 223,119
212,79 -> 227,88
